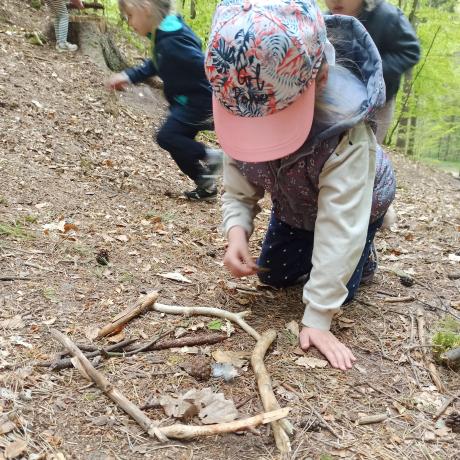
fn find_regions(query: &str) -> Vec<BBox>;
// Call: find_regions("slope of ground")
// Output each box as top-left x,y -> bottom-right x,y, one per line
1,2 -> 459,459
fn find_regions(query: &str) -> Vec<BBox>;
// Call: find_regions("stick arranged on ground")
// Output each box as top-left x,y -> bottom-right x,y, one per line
50,328 -> 289,441
50,328 -> 168,442
94,291 -> 159,339
251,329 -> 292,453
434,390 -> 460,420
416,307 -> 446,392
39,332 -> 228,369
153,302 -> 260,340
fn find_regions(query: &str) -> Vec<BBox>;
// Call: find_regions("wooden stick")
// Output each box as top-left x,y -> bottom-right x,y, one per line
383,296 -> 414,303
357,413 -> 388,425
50,328 -> 168,442
281,382 -> 341,439
416,307 -> 446,393
160,408 -> 289,439
35,338 -> 137,369
434,390 -> 460,420
108,332 -> 228,356
95,291 -> 159,339
50,328 -> 289,441
251,329 -> 291,453
153,302 -> 260,340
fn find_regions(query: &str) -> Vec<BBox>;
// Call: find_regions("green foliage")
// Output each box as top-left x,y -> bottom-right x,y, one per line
388,0 -> 460,163
0,221 -> 31,239
207,319 -> 223,331
432,317 -> 460,354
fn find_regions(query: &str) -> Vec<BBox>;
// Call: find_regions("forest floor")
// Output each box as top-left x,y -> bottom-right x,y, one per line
1,1 -> 459,459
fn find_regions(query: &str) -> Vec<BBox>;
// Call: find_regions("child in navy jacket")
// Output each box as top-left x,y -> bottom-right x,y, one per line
106,0 -> 222,200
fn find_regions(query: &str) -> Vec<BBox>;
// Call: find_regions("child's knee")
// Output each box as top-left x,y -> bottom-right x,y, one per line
156,129 -> 172,151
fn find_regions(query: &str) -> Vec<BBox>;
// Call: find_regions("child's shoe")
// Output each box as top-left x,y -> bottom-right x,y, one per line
56,42 -> 78,52
184,184 -> 217,201
360,243 -> 378,285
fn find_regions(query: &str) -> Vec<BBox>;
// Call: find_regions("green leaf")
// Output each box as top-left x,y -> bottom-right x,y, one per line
207,319 -> 223,331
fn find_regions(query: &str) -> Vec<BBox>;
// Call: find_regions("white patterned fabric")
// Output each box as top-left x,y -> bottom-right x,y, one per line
205,0 -> 327,118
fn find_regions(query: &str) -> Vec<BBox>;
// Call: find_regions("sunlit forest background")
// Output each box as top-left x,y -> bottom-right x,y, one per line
100,0 -> 460,174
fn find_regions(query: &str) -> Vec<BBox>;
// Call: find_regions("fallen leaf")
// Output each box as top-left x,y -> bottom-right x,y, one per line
157,272 -> 192,283
451,299 -> 460,310
434,426 -> 451,437
285,320 -> 299,339
5,439 -> 27,459
85,326 -> 100,341
207,319 -> 223,331
448,253 -> 460,262
177,346 -> 200,354
0,420 -> 16,435
115,235 -> 129,243
212,349 -> 249,368
63,223 -> 78,233
0,315 -> 25,329
338,317 -> 355,329
42,317 -> 57,326
174,327 -> 187,338
295,356 -> 328,369
10,336 -> 33,349
107,331 -> 126,343
43,220 -> 66,232
211,362 -> 238,381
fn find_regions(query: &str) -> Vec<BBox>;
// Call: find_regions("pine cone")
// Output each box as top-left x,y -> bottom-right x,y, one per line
445,411 -> 460,433
181,357 -> 211,381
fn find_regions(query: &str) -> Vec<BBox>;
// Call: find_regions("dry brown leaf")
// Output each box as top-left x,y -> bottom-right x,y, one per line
285,320 -> 299,339
158,395 -> 198,420
451,299 -> 460,310
107,331 -> 126,343
63,223 -> 78,233
85,326 -> 100,341
115,234 -> 129,243
0,420 -> 16,435
0,315 -> 24,330
212,349 -> 249,368
5,439 -> 27,459
295,356 -> 328,369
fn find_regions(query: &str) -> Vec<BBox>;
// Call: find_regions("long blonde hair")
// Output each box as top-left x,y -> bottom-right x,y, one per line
314,61 -> 368,125
118,0 -> 172,30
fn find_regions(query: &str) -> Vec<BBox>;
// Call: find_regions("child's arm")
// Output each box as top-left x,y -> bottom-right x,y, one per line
124,59 -> 158,85
222,154 -> 265,276
300,122 -> 376,369
106,60 -> 158,91
381,10 -> 420,79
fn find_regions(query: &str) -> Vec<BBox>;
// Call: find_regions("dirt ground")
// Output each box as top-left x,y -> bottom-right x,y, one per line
1,1 -> 459,459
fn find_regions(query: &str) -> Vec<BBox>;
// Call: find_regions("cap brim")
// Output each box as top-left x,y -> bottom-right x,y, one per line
213,82 -> 316,162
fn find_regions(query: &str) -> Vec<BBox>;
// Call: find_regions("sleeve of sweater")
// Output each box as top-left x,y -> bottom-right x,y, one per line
221,154 -> 265,238
381,9 -> 420,79
124,59 -> 158,85
301,123 -> 377,330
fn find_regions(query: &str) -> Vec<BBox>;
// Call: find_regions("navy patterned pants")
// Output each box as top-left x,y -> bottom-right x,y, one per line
257,212 -> 383,303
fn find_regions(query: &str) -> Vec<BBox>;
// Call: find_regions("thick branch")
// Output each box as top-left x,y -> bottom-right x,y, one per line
154,302 -> 260,340
95,291 -> 159,339
160,407 -> 289,439
251,329 -> 291,453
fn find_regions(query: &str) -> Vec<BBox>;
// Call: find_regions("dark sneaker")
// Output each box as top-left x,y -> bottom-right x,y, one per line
361,243 -> 378,285
184,185 -> 217,201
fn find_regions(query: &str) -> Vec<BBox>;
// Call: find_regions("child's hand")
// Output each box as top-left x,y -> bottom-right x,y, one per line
299,326 -> 356,371
105,73 -> 130,91
224,226 -> 258,277
70,0 -> 84,8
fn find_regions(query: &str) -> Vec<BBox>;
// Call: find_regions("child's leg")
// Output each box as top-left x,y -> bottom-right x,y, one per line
156,116 -> 209,186
345,216 -> 384,301
46,0 -> 69,45
257,213 -> 314,287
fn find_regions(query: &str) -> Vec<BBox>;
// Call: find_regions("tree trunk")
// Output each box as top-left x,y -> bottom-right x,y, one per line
46,16 -> 128,72
406,114 -> 417,157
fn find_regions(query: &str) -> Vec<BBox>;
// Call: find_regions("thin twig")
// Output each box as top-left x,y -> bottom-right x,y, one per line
281,382 -> 341,439
434,390 -> 460,420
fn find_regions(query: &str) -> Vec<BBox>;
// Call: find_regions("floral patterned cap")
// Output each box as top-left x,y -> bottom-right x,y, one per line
205,0 -> 328,161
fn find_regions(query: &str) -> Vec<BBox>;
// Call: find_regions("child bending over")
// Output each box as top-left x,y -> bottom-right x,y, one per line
206,0 -> 396,370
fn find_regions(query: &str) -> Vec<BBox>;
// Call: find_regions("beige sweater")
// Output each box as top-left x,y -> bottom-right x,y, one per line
221,122 -> 377,330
